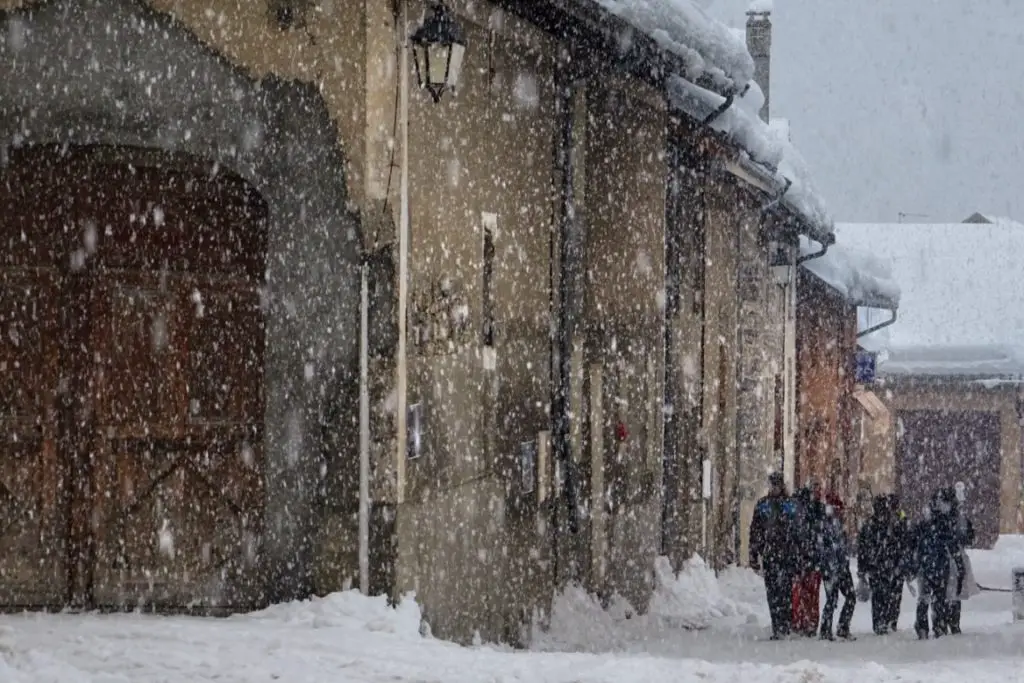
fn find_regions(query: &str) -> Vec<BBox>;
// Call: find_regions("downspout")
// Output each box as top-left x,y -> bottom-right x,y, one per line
857,308 -> 898,338
701,83 -> 749,126
797,239 -> 828,265
552,58 -> 581,577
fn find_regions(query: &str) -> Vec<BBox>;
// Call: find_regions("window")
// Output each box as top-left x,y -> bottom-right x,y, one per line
407,403 -> 423,460
482,213 -> 497,346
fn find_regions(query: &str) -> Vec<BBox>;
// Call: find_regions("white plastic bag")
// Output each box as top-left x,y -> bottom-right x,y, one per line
948,551 -> 981,601
856,577 -> 871,602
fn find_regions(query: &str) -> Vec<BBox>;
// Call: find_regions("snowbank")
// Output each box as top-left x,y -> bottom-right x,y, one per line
242,589 -> 425,640
594,0 -> 754,90
534,555 -> 757,652
969,535 -> 1024,589
799,234 -> 901,308
667,77 -> 833,236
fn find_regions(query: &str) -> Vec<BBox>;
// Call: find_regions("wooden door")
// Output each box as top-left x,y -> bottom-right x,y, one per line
0,270 -> 66,606
85,274 -> 266,609
896,409 -> 1001,547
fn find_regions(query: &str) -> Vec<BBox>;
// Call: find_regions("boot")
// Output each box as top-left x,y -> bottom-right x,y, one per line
916,628 -> 928,640
819,630 -> 835,641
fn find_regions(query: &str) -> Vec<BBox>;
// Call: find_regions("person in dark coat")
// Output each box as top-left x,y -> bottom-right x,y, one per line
858,494 -> 908,634
817,502 -> 856,640
947,483 -> 975,635
750,472 -> 799,640
792,484 -> 825,637
910,489 -> 961,639
888,493 -> 912,628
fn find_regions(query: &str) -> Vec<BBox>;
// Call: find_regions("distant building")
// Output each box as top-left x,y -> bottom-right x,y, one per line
837,220 -> 1024,548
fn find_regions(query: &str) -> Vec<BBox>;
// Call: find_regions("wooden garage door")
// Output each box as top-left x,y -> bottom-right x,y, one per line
896,409 -> 1001,548
0,145 -> 268,610
0,270 -> 66,606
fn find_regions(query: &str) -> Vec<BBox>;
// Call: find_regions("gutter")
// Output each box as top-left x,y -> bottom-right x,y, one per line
857,308 -> 898,339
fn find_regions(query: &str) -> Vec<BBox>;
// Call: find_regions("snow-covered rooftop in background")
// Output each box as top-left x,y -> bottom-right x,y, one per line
837,221 -> 1024,377
593,0 -> 754,90
747,0 -> 774,13
668,78 -> 833,235
798,235 -> 900,309
878,345 -> 1024,379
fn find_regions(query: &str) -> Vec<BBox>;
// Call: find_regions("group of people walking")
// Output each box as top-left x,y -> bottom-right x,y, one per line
749,473 -> 977,641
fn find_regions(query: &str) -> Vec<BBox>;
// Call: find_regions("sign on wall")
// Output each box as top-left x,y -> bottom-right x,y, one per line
854,350 -> 877,384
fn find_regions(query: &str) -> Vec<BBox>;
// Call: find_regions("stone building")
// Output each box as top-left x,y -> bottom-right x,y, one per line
1,0 -> 841,642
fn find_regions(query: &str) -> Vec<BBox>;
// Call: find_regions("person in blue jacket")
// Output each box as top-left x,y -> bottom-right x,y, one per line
750,472 -> 799,640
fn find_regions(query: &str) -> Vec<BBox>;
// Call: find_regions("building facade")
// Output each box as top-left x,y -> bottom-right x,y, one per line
0,0 -> 839,642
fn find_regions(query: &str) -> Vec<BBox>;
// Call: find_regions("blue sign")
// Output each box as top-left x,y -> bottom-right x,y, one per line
855,350 -> 877,384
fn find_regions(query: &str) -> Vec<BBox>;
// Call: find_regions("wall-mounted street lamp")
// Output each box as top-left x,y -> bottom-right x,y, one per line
768,239 -> 793,286
411,3 -> 467,103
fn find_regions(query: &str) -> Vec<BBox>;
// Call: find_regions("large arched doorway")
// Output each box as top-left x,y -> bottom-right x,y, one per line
0,145 -> 268,610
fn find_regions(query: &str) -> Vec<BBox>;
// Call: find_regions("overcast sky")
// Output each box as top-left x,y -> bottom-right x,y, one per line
704,0 -> 1024,224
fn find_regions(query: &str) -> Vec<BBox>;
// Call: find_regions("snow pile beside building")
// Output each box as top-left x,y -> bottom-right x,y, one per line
243,589 -> 425,639
799,235 -> 901,308
648,555 -> 754,626
595,0 -> 754,89
534,555 -> 757,652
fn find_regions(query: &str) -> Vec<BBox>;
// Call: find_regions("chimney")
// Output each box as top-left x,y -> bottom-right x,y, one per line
745,1 -> 772,123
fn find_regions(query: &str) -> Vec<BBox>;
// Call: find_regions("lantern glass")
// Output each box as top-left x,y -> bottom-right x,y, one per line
428,43 -> 449,87
446,42 -> 465,90
410,3 -> 467,102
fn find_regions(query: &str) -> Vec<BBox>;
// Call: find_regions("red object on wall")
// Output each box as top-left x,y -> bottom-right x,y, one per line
615,421 -> 629,442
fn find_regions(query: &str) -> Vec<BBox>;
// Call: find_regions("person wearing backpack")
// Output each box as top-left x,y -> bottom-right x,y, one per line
750,472 -> 800,640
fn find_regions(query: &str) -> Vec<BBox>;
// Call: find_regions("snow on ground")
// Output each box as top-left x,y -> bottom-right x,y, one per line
3,538 -> 1024,682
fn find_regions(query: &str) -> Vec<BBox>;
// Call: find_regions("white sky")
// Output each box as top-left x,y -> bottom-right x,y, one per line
704,0 -> 1024,223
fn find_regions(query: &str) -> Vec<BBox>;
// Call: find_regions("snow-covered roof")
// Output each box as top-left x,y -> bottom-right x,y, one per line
667,78 -> 833,238
592,0 -> 754,91
877,345 -> 1024,380
836,221 -> 1024,378
798,235 -> 900,309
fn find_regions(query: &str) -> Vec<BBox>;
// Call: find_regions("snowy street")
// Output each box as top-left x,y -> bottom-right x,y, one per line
4,537 -> 1023,683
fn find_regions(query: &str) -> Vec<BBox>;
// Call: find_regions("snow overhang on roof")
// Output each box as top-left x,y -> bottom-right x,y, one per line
666,77 -> 834,242
589,0 -> 754,93
798,236 -> 901,310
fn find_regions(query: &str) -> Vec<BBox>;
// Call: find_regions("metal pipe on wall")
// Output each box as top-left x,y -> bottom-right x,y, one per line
395,0 -> 411,505
359,259 -> 370,595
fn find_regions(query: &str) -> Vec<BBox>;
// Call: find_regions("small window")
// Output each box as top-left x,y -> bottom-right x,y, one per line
774,374 -> 784,448
407,403 -> 423,460
482,213 -> 497,346
520,440 -> 537,494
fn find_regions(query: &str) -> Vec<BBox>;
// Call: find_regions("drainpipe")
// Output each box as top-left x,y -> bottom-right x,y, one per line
701,83 -> 748,126
857,309 -> 898,339
358,256 -> 370,595
552,60 -> 581,552
395,0 -> 411,506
